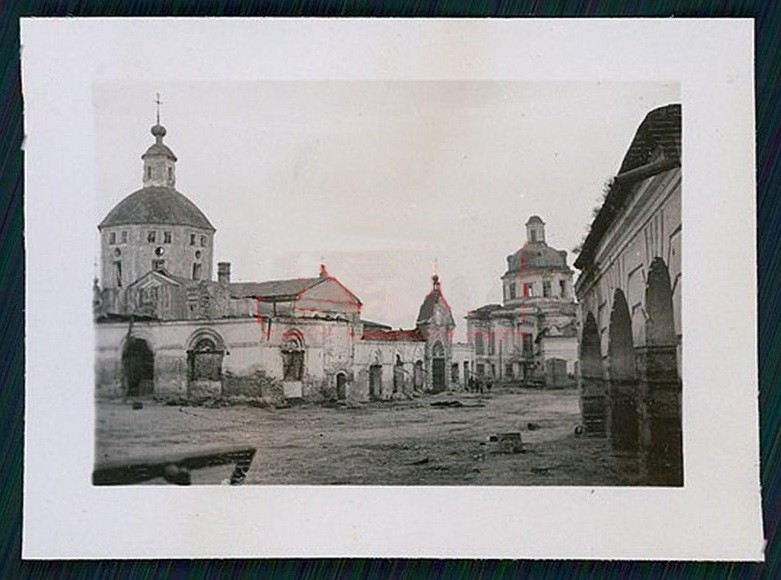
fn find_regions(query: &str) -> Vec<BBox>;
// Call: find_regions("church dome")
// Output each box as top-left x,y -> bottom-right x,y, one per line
98,186 -> 215,231
505,243 -> 568,273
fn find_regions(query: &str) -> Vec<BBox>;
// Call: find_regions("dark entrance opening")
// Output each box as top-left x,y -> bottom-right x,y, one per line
123,338 -> 154,397
336,372 -> 347,400
431,342 -> 446,393
369,364 -> 382,399
580,312 -> 606,436
393,355 -> 404,393
608,290 -> 639,452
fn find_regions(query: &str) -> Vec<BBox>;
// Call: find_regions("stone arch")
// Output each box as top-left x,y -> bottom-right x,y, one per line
186,328 -> 225,397
646,257 -> 677,347
608,289 -> 639,452
643,257 -> 683,480
185,327 -> 225,352
393,353 -> 405,393
282,328 -> 305,350
580,312 -> 606,436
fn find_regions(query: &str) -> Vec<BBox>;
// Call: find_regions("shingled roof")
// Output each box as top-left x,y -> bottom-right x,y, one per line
98,186 -> 215,231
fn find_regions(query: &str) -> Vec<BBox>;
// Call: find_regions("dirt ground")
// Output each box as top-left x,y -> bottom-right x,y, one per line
95,387 -> 643,486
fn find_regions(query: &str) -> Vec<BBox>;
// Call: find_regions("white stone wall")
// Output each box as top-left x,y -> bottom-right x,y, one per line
577,167 -> 682,362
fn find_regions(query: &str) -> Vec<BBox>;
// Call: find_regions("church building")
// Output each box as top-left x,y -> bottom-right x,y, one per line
466,216 -> 578,386
94,118 -> 470,402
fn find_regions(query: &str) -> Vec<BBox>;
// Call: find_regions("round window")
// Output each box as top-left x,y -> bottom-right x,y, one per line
195,250 -> 202,259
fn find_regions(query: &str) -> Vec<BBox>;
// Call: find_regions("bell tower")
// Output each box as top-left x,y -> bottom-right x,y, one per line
142,94 -> 177,188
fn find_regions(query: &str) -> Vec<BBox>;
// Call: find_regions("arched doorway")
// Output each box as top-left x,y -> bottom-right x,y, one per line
336,372 -> 347,401
123,337 -> 154,397
414,360 -> 424,390
580,312 -> 606,436
393,355 -> 404,393
608,289 -> 639,452
645,257 -> 682,479
431,342 -> 446,393
187,335 -> 224,398
369,364 -> 382,400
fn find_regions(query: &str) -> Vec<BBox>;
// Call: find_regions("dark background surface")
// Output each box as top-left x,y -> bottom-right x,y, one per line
2,1 -> 778,578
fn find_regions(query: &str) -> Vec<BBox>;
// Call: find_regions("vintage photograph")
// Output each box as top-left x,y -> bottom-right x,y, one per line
91,81 -> 683,487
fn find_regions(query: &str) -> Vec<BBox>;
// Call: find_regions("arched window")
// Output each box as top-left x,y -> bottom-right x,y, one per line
281,331 -> 305,381
188,336 -> 223,382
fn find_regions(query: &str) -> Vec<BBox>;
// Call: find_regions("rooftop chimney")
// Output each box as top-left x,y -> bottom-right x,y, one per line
218,262 -> 231,285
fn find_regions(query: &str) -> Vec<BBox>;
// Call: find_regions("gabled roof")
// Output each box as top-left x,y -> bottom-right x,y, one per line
126,268 -> 186,289
229,277 -> 325,300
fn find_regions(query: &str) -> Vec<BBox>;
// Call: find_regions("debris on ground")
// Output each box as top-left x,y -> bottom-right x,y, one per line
531,466 -> 553,475
574,424 -> 585,436
430,400 -> 464,408
409,457 -> 430,465
131,402 -> 143,410
487,432 -> 523,454
527,422 -> 541,431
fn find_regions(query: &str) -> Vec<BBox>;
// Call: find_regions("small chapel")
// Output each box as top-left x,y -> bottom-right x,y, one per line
94,116 -> 472,402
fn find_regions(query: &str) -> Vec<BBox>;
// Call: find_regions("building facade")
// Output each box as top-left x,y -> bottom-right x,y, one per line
574,103 -> 682,485
466,216 -> 578,386
94,120 -> 472,402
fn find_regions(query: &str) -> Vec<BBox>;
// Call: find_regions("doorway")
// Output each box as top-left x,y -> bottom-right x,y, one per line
123,337 -> 154,397
336,372 -> 347,401
369,364 -> 382,399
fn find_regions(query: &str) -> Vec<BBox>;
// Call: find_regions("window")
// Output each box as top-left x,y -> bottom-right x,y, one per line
192,263 -> 202,280
167,167 -> 173,181
475,332 -> 485,355
190,233 -> 196,246
505,363 -> 514,379
147,231 -> 156,243
109,232 -> 116,245
530,230 -> 538,242
523,283 -> 534,297
490,363 -> 496,378
200,235 -> 206,247
560,280 -> 567,297
488,331 -> 495,356
152,259 -> 165,272
163,231 -> 172,244
282,351 -> 304,381
476,363 -> 485,377
113,261 -> 122,287
543,280 -> 552,297
509,283 -> 517,300
147,166 -> 152,179
451,363 -> 459,382
121,231 -> 128,244
522,333 -> 533,356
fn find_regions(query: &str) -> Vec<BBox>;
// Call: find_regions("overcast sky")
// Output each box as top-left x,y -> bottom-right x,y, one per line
94,81 -> 679,340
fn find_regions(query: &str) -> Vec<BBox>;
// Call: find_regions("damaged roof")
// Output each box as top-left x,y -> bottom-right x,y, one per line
574,104 -> 681,271
229,277 -> 325,300
362,328 -> 425,341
